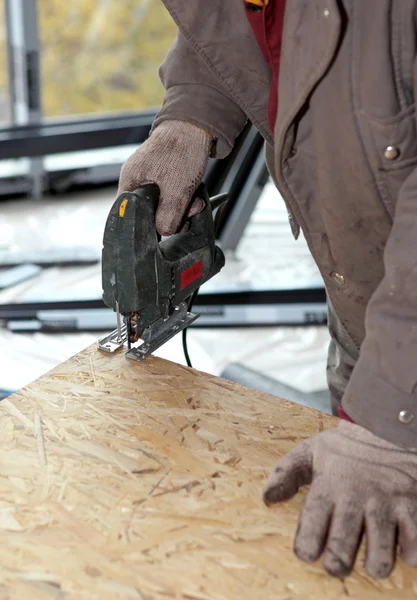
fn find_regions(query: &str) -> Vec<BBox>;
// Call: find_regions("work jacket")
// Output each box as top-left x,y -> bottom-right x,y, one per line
153,0 -> 417,449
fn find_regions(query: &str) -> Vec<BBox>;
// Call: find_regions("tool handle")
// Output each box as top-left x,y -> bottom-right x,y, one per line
101,183 -> 228,316
102,184 -> 160,315
158,184 -> 227,302
159,184 -> 225,261
209,193 -> 229,212
182,185 -> 229,239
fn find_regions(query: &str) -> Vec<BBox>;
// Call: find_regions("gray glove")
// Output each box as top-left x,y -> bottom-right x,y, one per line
263,420 -> 417,579
117,120 -> 212,236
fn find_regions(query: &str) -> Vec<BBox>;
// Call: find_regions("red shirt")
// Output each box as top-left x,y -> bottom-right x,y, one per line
243,0 -> 286,132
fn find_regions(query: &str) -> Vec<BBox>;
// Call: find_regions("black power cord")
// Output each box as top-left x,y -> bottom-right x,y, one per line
182,287 -> 200,368
182,195 -> 228,368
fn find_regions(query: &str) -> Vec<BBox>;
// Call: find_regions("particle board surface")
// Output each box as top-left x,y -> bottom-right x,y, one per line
0,345 -> 416,600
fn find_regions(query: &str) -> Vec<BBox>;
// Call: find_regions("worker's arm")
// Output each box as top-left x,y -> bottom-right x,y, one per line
152,30 -> 248,159
341,162 -> 417,447
264,74 -> 417,581
118,31 -> 248,235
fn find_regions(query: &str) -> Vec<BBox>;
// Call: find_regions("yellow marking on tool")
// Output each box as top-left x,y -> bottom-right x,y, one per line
119,199 -> 128,217
244,0 -> 267,7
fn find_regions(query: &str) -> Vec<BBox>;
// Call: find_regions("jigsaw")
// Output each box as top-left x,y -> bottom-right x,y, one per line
98,183 -> 227,362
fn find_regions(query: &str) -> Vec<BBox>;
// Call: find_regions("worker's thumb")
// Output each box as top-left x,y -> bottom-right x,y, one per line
263,441 -> 313,505
117,120 -> 212,236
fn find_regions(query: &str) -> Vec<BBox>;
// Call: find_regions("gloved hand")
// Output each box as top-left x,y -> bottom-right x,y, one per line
263,420 -> 417,579
117,120 -> 212,236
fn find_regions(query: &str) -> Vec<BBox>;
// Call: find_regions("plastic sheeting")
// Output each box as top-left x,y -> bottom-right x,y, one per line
0,182 -> 329,395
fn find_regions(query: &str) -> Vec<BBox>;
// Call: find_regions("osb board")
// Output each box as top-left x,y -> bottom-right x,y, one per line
0,346 -> 416,600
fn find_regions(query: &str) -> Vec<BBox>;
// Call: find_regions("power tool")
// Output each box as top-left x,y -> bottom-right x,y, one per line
97,184 -> 227,362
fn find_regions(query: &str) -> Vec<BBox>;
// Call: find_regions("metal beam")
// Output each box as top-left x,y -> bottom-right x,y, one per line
5,0 -> 41,124
5,0 -> 43,196
0,112 -> 154,159
218,151 -> 268,252
0,285 -> 327,324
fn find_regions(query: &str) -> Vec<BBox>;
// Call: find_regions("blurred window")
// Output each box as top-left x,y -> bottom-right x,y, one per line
0,0 -> 10,123
38,0 -> 176,119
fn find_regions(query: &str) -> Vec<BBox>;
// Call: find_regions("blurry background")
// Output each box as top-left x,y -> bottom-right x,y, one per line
39,0 -> 174,117
0,1 -> 8,122
0,0 -> 331,412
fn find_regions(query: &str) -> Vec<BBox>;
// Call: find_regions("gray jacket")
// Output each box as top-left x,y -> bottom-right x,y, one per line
155,0 -> 417,449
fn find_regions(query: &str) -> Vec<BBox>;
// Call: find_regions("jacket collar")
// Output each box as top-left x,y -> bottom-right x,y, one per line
162,0 -> 342,152
275,0 -> 341,147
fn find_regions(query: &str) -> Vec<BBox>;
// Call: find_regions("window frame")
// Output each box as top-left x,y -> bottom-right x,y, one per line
0,0 -> 162,198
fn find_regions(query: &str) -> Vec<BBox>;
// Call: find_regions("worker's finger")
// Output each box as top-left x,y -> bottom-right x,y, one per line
263,441 -> 313,505
364,499 -> 396,579
117,121 -> 211,236
397,501 -> 417,566
156,182 -> 202,236
293,480 -> 333,562
186,197 -> 205,217
323,500 -> 364,577
178,197 -> 206,233
117,179 -> 203,236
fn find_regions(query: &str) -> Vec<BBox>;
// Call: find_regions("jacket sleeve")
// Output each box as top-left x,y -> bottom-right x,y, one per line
342,164 -> 417,450
151,31 -> 248,159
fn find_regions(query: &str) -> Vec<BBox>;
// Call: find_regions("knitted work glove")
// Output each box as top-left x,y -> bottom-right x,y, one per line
117,120 -> 212,235
263,420 -> 417,579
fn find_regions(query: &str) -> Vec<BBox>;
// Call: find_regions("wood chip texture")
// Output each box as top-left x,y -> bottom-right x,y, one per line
0,344 -> 416,599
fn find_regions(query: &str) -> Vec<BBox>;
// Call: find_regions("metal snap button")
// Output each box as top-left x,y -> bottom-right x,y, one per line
399,410 -> 415,424
323,9 -> 330,17
332,272 -> 345,286
384,145 -> 400,160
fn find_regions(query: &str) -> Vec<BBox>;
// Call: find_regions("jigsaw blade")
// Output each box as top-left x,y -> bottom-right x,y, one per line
126,302 -> 198,362
97,302 -> 198,359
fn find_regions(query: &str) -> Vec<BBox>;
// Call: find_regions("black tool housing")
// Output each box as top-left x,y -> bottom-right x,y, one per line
101,184 -> 225,330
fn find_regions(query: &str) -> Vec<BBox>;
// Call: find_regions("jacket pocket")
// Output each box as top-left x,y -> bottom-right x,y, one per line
368,105 -> 417,216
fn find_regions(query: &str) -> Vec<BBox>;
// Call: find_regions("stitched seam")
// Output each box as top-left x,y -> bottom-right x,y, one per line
276,5 -> 342,253
366,102 -> 415,126
164,81 -> 248,106
161,82 -> 246,143
392,0 -> 407,111
350,1 -> 392,222
153,111 -> 233,153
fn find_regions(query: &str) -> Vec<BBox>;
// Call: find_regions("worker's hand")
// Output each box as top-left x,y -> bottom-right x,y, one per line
263,420 -> 417,579
117,120 -> 212,236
